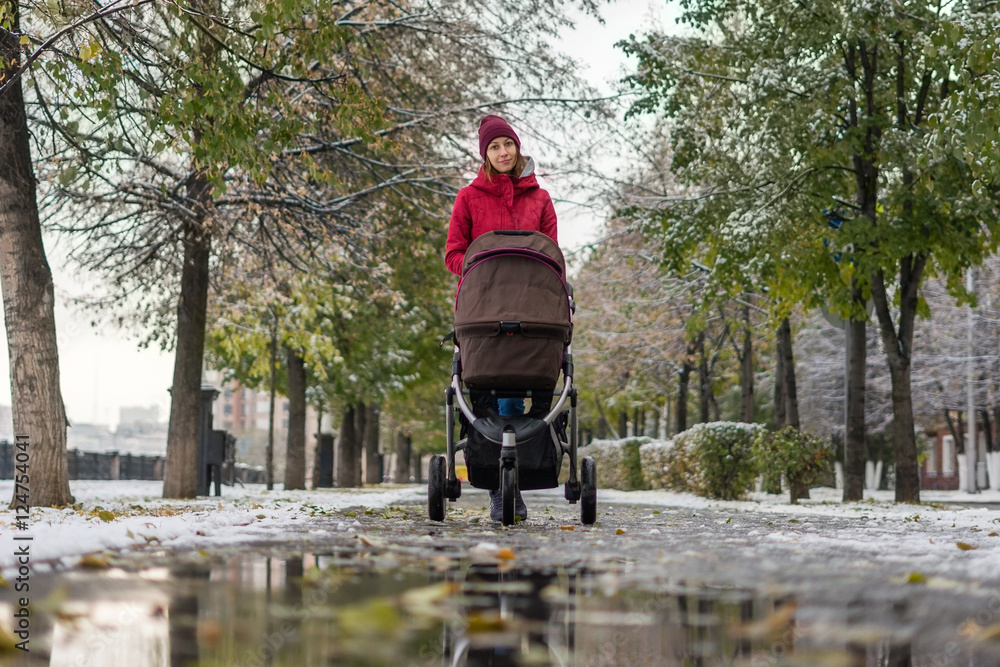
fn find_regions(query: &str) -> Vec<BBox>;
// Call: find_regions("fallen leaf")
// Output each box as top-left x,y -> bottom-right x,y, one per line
960,619 -> 982,639
497,547 -> 515,560
729,602 -> 799,641
198,620 -> 223,649
97,510 -> 115,523
0,623 -> 18,653
616,528 -> 626,535
400,582 -> 459,614
974,623 -> 1000,642
906,572 -> 927,584
359,535 -> 386,548
466,610 -> 505,633
78,554 -> 110,569
560,525 -> 574,531
957,542 -> 978,551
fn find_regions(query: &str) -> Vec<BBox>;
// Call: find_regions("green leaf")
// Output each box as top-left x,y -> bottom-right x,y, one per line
58,166 -> 78,186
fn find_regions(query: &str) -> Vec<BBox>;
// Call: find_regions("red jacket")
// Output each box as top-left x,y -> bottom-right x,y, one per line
445,159 -> 558,275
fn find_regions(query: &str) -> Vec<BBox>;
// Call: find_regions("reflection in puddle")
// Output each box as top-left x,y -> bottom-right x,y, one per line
49,599 -> 170,667
3,553 -> 1000,666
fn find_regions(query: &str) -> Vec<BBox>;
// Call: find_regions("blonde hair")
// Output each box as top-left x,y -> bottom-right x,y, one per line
483,150 -> 527,182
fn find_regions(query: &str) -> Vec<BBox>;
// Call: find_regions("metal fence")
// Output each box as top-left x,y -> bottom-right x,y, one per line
0,440 -> 265,486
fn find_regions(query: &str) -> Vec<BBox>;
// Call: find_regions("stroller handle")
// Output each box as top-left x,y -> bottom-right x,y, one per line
451,374 -> 573,427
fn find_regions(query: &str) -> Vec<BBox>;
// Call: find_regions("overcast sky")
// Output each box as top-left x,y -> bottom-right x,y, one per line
0,0 -> 680,429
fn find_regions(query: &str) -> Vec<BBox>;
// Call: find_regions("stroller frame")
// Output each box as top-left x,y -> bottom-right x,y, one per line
428,231 -> 597,526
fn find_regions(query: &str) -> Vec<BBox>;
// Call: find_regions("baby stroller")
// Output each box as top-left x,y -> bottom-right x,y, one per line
428,230 -> 597,526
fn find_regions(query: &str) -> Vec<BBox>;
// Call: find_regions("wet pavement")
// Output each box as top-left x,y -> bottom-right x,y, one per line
4,487 -> 1000,666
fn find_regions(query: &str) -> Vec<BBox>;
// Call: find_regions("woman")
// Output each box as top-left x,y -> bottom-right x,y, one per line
445,114 -> 558,273
446,114 -> 559,521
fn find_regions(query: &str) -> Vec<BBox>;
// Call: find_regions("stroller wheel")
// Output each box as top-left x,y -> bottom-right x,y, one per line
428,455 -> 447,522
501,464 -> 518,526
580,456 -> 597,525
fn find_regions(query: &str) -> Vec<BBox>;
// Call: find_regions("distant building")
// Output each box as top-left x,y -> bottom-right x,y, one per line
112,405 -> 168,455
119,405 -> 160,426
208,376 -> 319,481
66,419 -> 168,456
67,422 -> 114,452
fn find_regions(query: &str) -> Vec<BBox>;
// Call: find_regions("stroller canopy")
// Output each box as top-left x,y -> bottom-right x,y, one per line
454,231 -> 572,390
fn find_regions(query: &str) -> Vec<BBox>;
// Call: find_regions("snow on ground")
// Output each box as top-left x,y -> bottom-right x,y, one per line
2,480 -> 1000,576
0,480 -> 424,573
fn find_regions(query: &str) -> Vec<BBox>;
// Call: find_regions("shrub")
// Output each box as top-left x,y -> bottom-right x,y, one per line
639,440 -> 673,490
578,437 -> 650,491
674,422 -> 764,500
632,423 -> 765,498
753,427 -> 836,504
645,438 -> 700,492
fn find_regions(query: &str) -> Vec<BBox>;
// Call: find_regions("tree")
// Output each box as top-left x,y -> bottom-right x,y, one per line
0,1 -> 71,507
27,0 -> 606,498
620,0 -> 1000,503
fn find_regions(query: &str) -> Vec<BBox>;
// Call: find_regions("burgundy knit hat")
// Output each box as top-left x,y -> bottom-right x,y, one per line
478,115 -> 521,161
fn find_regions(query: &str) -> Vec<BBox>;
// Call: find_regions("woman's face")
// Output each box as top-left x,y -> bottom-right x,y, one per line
486,136 -> 518,173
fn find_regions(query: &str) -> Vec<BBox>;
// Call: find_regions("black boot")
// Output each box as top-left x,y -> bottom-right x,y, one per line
527,391 -> 553,419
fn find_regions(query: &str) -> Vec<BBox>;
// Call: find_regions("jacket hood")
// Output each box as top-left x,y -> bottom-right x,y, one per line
470,156 -> 538,198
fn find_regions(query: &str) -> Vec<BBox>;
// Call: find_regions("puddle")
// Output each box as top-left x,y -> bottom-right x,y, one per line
2,551 -> 1000,666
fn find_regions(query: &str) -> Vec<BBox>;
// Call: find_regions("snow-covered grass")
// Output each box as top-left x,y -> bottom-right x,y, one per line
0,480 -> 424,573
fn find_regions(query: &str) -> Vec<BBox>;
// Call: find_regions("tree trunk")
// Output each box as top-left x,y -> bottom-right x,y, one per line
0,7 -> 73,507
617,410 -> 628,440
336,404 -> 359,487
265,325 -> 277,490
740,304 -> 754,423
163,188 -> 212,499
284,347 -> 306,490
778,317 -> 800,429
871,258 -> 924,503
411,449 -> 423,484
354,400 -> 367,482
773,337 -> 786,430
311,403 -> 323,489
842,40 -> 877,503
844,306 -> 868,501
765,335 -> 786,495
594,396 -> 617,439
697,336 -> 711,424
363,403 -> 381,484
946,409 -> 965,455
676,359 -> 691,434
395,431 -> 412,483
